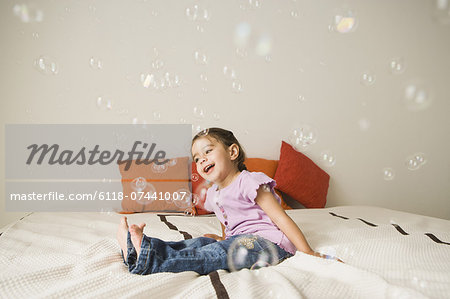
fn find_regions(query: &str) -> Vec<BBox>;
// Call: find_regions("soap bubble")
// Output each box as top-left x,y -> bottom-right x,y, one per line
360,71 -> 376,86
152,163 -> 168,174
223,66 -> 237,80
358,118 -> 370,131
383,167 -> 395,181
433,0 -> 450,24
13,4 -> 44,23
403,83 -> 431,110
34,56 -> 58,75
329,8 -> 357,33
228,236 -> 279,272
289,125 -> 318,150
255,33 -> 272,56
173,189 -> 196,208
153,111 -> 161,121
320,150 -> 336,167
96,96 -> 112,110
131,177 -> 147,192
186,5 -> 210,22
234,22 -> 252,47
232,80 -> 243,93
193,106 -> 206,119
89,57 -> 103,69
151,59 -> 164,70
197,128 -> 210,137
405,153 -> 427,170
240,0 -> 261,10
297,94 -> 306,102
389,57 -> 406,74
194,51 -> 208,65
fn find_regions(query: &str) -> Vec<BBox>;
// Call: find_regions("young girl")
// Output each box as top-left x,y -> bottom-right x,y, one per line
117,127 -> 341,275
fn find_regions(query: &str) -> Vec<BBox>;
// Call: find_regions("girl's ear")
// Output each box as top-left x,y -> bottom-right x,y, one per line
228,144 -> 239,161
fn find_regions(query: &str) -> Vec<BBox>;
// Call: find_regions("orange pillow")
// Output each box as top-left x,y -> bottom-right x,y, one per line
244,158 -> 291,210
273,141 -> 330,208
118,157 -> 192,213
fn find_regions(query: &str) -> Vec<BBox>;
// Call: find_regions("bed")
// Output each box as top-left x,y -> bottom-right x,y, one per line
0,205 -> 449,298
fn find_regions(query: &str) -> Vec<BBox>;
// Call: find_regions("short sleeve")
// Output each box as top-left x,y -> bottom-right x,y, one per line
241,171 -> 282,204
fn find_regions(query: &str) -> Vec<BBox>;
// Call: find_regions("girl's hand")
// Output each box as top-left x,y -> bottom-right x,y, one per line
309,251 -> 344,263
203,233 -> 224,241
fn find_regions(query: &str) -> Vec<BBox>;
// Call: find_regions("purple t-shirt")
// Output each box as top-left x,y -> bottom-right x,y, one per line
204,170 -> 297,255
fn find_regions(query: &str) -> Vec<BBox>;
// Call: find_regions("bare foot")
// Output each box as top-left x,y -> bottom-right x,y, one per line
117,216 -> 129,261
129,222 -> 146,258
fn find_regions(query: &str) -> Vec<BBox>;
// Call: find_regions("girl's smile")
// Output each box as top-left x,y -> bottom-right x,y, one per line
192,136 -> 240,189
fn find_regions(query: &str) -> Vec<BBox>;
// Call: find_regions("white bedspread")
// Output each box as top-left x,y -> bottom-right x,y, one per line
0,206 -> 449,298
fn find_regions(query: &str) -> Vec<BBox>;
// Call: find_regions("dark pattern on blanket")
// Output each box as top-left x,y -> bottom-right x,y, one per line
329,211 -> 450,245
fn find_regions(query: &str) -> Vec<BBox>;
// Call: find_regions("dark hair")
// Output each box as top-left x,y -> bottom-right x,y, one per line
192,128 -> 247,171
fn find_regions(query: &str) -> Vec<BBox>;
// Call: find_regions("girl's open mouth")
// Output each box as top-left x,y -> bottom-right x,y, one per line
203,164 -> 215,174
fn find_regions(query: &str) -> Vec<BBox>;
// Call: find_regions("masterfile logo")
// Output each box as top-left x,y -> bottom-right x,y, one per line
5,124 -> 191,212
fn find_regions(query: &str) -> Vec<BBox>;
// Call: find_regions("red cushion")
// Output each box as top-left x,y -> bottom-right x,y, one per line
273,141 -> 330,208
191,161 -> 213,215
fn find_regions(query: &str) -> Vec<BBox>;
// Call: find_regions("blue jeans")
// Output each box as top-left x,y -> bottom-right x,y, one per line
122,232 -> 293,275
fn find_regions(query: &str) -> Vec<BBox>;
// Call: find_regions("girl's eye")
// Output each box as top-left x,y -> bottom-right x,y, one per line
206,149 -> 211,154
194,158 -> 198,163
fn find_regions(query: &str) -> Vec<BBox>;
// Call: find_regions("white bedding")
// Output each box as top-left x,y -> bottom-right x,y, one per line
0,206 -> 449,298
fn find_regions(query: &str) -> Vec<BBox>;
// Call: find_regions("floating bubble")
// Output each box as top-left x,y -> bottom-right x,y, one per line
152,163 -> 168,174
173,188 -> 196,208
194,51 -> 208,65
405,153 -> 427,170
360,71 -> 376,86
240,0 -> 261,10
234,22 -> 252,47
265,55 -> 272,63
131,177 -> 147,192
151,59 -> 164,70
330,8 -> 357,33
34,55 -> 58,75
13,4 -> 44,23
213,112 -> 221,121
291,11 -> 299,18
192,124 -> 206,135
236,48 -> 248,58
403,83 -> 431,110
223,66 -> 237,80
383,168 -> 395,181
256,34 -> 272,56
89,57 -> 103,69
200,74 -> 208,82
153,111 -> 161,121
358,118 -> 370,131
167,158 -> 177,167
193,106 -> 206,119
232,80 -> 243,93
389,57 -> 406,74
227,236 -> 278,272
196,25 -> 205,32
433,0 -> 450,24
289,125 -> 318,150
96,96 -> 112,110
320,150 -> 336,167
186,5 -> 210,22
197,128 -> 210,136
297,95 -> 306,102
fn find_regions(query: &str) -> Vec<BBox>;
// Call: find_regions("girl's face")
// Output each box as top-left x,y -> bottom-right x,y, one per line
191,136 -> 239,185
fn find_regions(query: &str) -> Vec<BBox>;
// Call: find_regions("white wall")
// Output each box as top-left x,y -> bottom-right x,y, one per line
1,0 -> 449,227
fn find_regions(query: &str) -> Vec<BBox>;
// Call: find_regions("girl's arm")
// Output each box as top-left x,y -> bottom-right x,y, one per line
255,186 -> 344,262
255,186 -> 314,254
